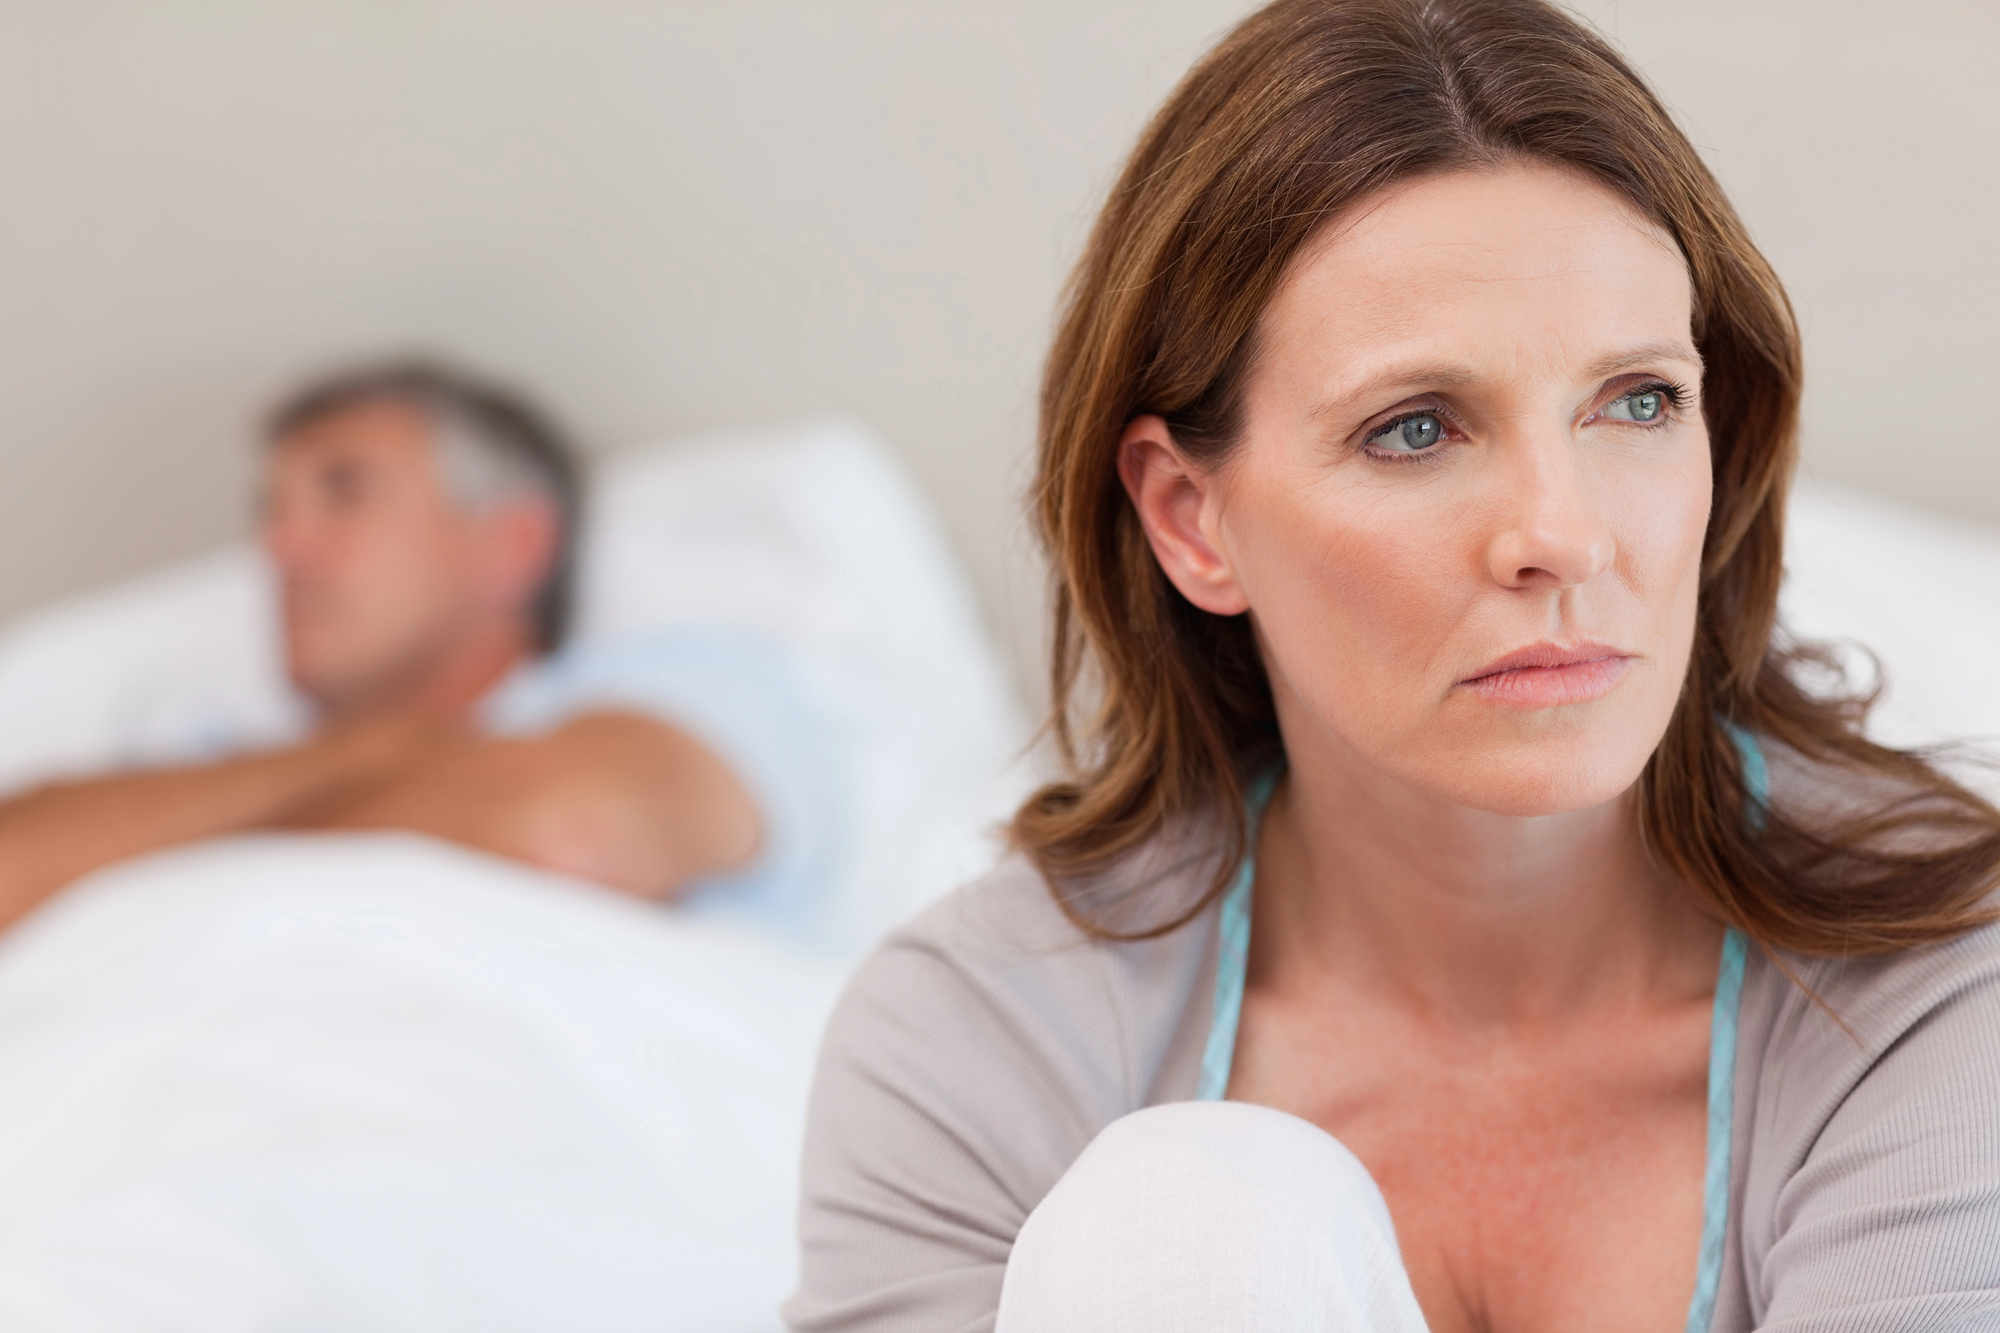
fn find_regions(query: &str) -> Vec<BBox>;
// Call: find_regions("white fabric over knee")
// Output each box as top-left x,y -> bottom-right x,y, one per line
995,1101 -> 1430,1333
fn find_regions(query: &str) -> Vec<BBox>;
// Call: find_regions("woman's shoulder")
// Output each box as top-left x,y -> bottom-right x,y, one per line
787,848 -> 1224,1331
1737,914 -> 2000,1135
835,846 -> 1223,1102
881,849 -> 1103,963
1729,918 -> 2000,1323
1742,913 -> 2000,1077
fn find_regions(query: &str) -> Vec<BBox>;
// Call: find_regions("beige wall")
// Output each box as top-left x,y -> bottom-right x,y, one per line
0,1 -> 1994,700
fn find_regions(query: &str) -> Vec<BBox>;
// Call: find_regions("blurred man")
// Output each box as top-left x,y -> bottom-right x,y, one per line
0,362 -> 827,934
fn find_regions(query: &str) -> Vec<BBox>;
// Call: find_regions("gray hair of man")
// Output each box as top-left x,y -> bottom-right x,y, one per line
265,359 -> 583,652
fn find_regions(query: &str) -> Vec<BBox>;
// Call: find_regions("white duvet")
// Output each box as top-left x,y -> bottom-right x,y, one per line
0,835 -> 844,1332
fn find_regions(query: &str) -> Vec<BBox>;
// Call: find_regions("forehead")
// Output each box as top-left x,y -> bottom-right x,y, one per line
269,397 -> 438,476
1260,163 -> 1695,394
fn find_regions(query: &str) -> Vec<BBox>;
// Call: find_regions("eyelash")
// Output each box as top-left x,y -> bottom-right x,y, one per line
1360,379 -> 1691,466
1644,380 -> 1692,412
1363,410 -> 1457,466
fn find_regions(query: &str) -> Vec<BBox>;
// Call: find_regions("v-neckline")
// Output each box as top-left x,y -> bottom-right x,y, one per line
1193,770 -> 1747,1333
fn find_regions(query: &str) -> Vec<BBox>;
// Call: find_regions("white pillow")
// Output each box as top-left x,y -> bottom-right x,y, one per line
0,549 -> 306,791
0,415 -> 1026,953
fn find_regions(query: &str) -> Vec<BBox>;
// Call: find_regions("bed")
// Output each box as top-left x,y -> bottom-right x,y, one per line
0,416 -> 1025,1332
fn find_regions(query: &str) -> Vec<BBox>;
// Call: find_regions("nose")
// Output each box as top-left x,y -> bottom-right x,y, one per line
1483,432 -> 1616,591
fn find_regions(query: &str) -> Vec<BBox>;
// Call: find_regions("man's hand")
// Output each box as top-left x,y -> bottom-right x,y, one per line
298,710 -> 760,901
0,704 -> 754,939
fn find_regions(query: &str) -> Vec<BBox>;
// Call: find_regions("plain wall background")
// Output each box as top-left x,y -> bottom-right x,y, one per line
0,0 -> 1994,700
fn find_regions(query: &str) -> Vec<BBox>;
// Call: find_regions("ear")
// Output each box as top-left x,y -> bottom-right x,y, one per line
472,498 -> 561,614
1118,415 -> 1249,616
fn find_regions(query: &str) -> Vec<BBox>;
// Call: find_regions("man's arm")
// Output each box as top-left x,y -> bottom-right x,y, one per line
0,717 -> 452,934
302,710 -> 761,901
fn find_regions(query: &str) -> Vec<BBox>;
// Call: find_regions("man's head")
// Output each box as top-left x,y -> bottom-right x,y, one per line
260,362 -> 580,721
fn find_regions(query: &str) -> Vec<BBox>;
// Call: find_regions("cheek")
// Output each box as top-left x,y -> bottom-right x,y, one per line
1226,471 -> 1471,739
312,519 -> 464,638
1604,437 -> 1712,663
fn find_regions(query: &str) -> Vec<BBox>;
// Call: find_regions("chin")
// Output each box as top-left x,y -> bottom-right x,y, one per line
1456,732 -> 1656,816
286,648 -> 380,717
1426,686 -> 1672,813
1407,724 -> 1656,818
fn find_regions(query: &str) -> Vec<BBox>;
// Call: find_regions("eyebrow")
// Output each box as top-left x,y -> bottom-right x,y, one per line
1585,341 -> 1704,380
1307,340 -> 1705,420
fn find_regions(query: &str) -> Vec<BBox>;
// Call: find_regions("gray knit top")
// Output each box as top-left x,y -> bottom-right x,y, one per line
786,845 -> 2000,1332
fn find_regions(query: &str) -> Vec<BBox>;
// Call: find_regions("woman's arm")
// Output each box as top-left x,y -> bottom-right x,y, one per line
0,716 -> 450,933
785,858 -> 1183,1333
300,709 -> 760,900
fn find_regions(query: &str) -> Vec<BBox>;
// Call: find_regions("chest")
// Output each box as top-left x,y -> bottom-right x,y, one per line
1229,989 -> 1712,1333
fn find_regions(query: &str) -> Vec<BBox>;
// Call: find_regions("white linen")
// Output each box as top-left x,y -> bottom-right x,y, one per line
0,548 -> 305,786
0,835 -> 845,1333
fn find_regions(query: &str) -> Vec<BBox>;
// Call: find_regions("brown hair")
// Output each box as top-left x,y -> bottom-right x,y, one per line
1015,0 -> 2000,956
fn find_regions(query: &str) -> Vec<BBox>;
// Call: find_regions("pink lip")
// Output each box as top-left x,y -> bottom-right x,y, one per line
1458,641 -> 1635,708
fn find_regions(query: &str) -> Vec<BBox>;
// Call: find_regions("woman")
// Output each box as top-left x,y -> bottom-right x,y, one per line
787,1 -> 2000,1329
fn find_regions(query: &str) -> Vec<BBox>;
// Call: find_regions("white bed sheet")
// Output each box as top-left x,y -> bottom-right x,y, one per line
0,835 -> 842,1332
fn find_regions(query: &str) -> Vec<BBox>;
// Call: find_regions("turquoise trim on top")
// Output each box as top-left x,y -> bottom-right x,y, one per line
1688,722 -> 1764,1331
1725,719 -> 1771,830
1687,926 -> 1747,1333
1197,730 -> 1770,1331
1195,769 -> 1279,1101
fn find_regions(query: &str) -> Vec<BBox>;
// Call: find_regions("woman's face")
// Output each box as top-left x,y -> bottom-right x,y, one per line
1124,163 -> 1711,817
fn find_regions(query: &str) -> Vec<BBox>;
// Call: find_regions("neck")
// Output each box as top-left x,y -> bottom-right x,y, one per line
319,617 -> 536,726
1255,741 -> 1720,1029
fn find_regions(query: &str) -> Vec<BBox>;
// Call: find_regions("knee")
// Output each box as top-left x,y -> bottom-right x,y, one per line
1055,1100 -> 1395,1235
997,1101 -> 1414,1333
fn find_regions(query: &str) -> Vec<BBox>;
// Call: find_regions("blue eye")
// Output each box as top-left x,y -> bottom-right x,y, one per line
1604,388 -> 1668,423
1369,413 -> 1443,452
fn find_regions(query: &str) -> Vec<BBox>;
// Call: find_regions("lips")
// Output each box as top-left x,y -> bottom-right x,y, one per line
1459,641 -> 1634,708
